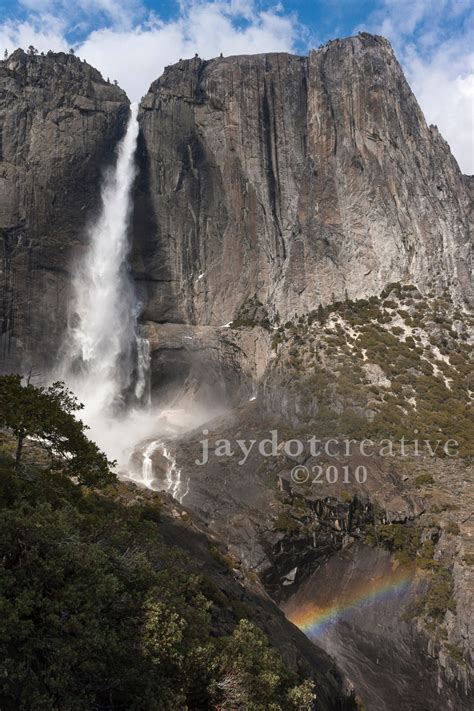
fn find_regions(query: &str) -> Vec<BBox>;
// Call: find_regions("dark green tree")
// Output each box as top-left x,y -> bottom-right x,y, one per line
0,375 -> 115,486
0,465 -> 317,710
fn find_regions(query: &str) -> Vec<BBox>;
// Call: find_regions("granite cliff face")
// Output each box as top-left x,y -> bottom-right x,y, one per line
0,49 -> 129,372
1,35 -> 472,382
1,35 -> 473,710
135,33 -> 472,332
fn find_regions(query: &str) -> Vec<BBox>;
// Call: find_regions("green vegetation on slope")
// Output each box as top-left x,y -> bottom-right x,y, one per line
0,377 -> 315,710
0,375 -> 114,486
268,284 -> 473,455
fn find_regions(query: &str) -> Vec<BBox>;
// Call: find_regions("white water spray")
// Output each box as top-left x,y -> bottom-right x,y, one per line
141,440 -> 161,487
135,334 -> 151,405
62,103 -> 140,417
163,445 -> 189,503
58,103 -> 207,498
127,436 -> 189,503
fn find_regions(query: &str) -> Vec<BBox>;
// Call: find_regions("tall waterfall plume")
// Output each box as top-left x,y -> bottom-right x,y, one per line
59,102 -> 210,487
60,103 -> 149,455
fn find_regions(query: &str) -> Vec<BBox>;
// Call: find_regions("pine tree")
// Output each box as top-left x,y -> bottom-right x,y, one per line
0,375 -> 115,486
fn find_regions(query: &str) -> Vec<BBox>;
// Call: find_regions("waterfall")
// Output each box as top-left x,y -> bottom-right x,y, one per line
163,445 -> 185,502
133,439 -> 189,503
58,101 -> 195,502
141,440 -> 161,487
61,103 -> 140,419
135,334 -> 151,406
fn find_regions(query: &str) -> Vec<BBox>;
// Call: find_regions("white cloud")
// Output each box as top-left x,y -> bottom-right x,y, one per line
405,47 -> 474,174
1,2 -> 299,101
0,0 -> 472,172
18,0 -> 145,29
358,0 -> 474,173
0,15 -> 68,53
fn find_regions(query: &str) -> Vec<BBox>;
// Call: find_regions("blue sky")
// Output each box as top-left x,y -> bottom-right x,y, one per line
0,1 -> 473,171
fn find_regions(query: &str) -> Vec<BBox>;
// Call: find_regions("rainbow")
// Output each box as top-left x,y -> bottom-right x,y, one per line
286,566 -> 415,638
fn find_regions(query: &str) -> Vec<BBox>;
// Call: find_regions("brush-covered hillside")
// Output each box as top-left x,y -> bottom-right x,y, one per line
160,283 -> 473,709
0,377 -> 355,711
263,282 -> 473,456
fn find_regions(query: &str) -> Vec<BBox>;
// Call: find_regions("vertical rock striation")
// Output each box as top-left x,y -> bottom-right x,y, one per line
136,34 -> 472,327
0,49 -> 129,372
1,35 -> 472,380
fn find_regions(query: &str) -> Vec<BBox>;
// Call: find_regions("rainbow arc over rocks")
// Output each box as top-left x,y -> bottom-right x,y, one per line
287,566 -> 415,638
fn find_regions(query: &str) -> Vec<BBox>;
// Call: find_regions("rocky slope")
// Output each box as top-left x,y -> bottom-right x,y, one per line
0,49 -> 129,372
136,425 -> 473,709
283,541 -> 471,711
139,402 -> 473,710
136,287 -> 473,709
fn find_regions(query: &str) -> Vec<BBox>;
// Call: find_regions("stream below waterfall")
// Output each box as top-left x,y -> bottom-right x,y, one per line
125,437 -> 190,504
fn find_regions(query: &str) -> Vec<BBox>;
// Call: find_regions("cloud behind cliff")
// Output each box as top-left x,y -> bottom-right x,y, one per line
358,0 -> 474,174
0,2 -> 300,98
77,3 -> 299,101
0,0 -> 472,173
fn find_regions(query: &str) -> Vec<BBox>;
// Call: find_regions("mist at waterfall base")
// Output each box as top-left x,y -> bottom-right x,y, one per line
58,104 -> 211,481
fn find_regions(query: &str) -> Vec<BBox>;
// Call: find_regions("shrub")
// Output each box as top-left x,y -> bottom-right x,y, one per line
445,644 -> 466,666
274,511 -> 300,534
364,523 -> 421,563
214,620 -> 316,709
425,566 -> 455,619
445,521 -> 460,535
414,473 -> 434,487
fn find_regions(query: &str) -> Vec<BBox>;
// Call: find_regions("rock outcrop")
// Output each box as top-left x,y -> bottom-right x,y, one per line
0,49 -> 129,372
282,543 -> 461,711
135,407 -> 473,710
135,33 -> 472,333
